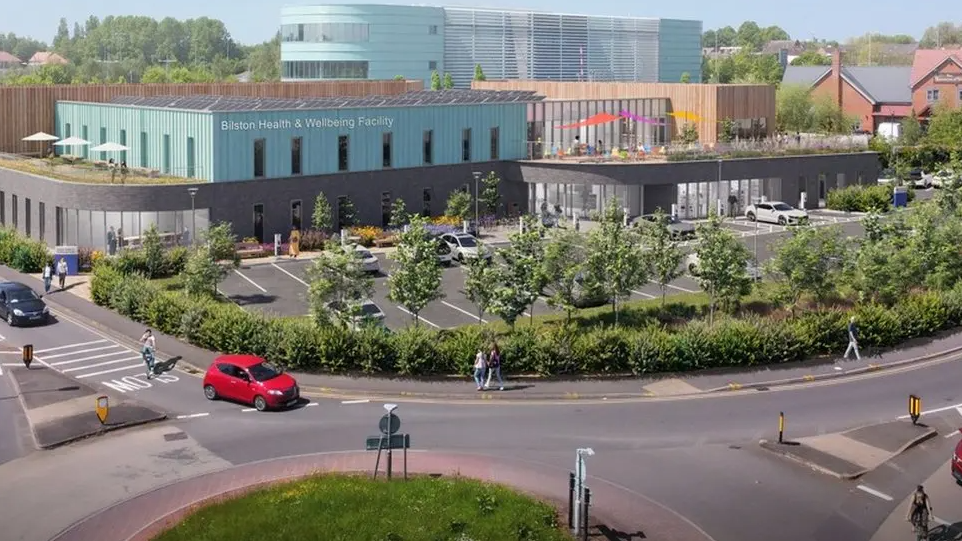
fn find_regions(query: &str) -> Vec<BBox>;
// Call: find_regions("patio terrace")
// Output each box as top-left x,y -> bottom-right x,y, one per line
0,153 -> 197,185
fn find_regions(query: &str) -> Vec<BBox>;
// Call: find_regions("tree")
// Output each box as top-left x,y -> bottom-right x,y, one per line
639,209 -> 684,306
463,254 -> 500,324
387,214 -> 444,325
542,226 -> 589,324
583,197 -> 648,324
337,196 -> 358,230
430,70 -> 441,90
142,224 -> 166,279
492,216 -> 546,326
679,122 -> 699,144
735,21 -> 763,51
844,213 -> 916,305
924,106 -> 962,146
691,210 -> 753,325
479,171 -> 502,214
811,94 -> 853,134
473,64 -> 486,81
718,118 -> 737,143
306,248 -> 375,328
182,245 -> 222,297
899,111 -> 923,145
203,222 -> 240,269
442,72 -> 454,89
776,84 -> 814,132
445,189 -> 472,221
765,225 -> 844,315
388,198 -> 409,229
790,51 -> 831,66
394,75 -> 405,80
312,192 -> 333,232
921,22 -> 962,48
679,72 -> 691,83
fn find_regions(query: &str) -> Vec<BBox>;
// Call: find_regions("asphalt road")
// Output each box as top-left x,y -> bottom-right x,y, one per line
0,360 -> 31,467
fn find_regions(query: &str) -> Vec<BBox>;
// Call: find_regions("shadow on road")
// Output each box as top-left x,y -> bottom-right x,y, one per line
595,524 -> 646,540
152,355 -> 181,375
231,294 -> 279,306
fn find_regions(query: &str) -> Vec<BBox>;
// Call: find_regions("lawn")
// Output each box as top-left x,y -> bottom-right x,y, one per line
154,474 -> 573,541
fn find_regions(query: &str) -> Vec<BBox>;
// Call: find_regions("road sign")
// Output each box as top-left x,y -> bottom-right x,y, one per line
95,395 -> 109,425
366,434 -> 410,451
22,344 -> 33,368
379,413 -> 401,435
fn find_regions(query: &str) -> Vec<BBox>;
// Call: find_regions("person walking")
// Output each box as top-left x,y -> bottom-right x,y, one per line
485,342 -> 504,391
56,257 -> 68,290
844,316 -> 861,360
140,329 -> 157,379
41,261 -> 53,294
473,348 -> 487,391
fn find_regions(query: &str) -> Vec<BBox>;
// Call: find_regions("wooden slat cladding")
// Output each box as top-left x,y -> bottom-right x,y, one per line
0,80 -> 423,153
473,81 -> 775,143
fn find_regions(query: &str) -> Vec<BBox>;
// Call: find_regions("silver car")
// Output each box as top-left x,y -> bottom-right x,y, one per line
632,213 -> 695,239
440,233 -> 491,263
345,244 -> 380,273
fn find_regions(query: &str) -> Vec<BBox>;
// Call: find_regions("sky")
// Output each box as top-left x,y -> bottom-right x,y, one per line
2,0 -> 951,46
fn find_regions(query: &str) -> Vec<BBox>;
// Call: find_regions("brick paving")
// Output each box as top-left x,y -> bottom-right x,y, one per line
53,451 -> 713,541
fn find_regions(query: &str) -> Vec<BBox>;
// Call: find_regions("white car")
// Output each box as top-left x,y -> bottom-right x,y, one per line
685,253 -> 763,281
932,169 -> 958,188
745,201 -> 809,226
912,171 -> 934,189
433,236 -> 453,266
345,244 -> 380,273
327,299 -> 386,330
440,233 -> 491,263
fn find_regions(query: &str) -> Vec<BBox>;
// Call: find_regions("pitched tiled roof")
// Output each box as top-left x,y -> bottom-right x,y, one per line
910,48 -> 962,86
28,51 -> 68,65
781,66 -> 830,87
0,51 -> 20,63
781,65 -> 912,103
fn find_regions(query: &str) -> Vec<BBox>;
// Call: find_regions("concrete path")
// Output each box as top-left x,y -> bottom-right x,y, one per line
869,459 -> 962,541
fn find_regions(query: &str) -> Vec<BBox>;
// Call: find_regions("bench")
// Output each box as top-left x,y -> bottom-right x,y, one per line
373,236 -> 397,248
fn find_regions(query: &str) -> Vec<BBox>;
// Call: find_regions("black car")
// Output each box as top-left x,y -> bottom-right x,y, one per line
0,282 -> 50,326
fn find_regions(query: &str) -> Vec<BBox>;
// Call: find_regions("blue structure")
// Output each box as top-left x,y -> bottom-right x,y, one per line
54,90 -> 539,182
280,5 -> 702,88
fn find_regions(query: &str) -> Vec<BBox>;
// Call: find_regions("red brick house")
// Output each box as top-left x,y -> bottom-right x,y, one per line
910,48 -> 962,119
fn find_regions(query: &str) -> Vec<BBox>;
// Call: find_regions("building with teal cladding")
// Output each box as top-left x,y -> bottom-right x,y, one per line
54,91 -> 534,182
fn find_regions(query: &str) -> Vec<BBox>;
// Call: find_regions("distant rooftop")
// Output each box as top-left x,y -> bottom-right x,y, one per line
103,90 -> 544,112
781,65 -> 913,103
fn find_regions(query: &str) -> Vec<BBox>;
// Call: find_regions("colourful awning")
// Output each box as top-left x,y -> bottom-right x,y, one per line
558,112 -> 620,129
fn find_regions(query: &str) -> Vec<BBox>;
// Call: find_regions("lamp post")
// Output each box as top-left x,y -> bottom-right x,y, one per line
187,187 -> 198,246
472,171 -> 482,234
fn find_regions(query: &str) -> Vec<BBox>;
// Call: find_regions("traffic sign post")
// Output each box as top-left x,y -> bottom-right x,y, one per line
908,395 -> 922,425
95,395 -> 109,425
572,448 -> 594,536
22,344 -> 33,369
370,403 -> 410,481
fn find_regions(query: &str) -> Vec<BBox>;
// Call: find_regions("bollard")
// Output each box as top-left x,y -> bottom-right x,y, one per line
909,395 -> 922,425
22,344 -> 33,369
581,488 -> 591,541
778,411 -> 785,443
568,472 -> 575,529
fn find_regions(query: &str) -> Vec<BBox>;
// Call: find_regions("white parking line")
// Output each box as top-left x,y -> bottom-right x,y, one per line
944,430 -> 960,439
897,403 -> 962,420
631,289 -> 656,299
233,269 -> 267,293
176,413 -> 210,420
75,364 -> 144,379
342,399 -> 371,404
62,356 -> 141,373
442,301 -> 488,323
241,408 -> 256,412
395,306 -> 441,329
34,340 -> 108,354
856,485 -> 893,501
43,345 -> 120,360
666,283 -> 699,293
51,351 -> 129,366
305,402 -> 319,408
272,263 -> 309,287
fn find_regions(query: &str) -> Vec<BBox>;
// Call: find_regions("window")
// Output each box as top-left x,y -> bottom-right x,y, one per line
39,202 -> 45,241
291,137 -> 302,175
24,198 -> 30,237
162,134 -> 171,174
422,189 -> 433,217
99,127 -> 107,160
429,61 -> 438,71
291,200 -> 302,229
282,60 -> 369,79
186,137 -> 196,178
462,128 -> 472,162
55,206 -> 61,245
338,135 -> 349,172
253,204 -> 264,243
381,192 -> 392,228
0,191 -> 4,225
428,25 -> 438,35
64,123 -> 71,138
423,130 -> 433,164
140,131 -> 148,167
11,195 -> 17,228
81,126 -> 88,158
490,127 -> 500,160
119,129 -> 127,164
382,132 -> 393,168
927,88 -> 940,102
281,23 -> 370,43
253,138 -> 266,178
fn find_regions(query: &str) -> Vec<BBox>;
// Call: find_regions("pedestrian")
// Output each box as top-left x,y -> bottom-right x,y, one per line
289,226 -> 301,258
107,226 -> 117,256
473,347 -> 487,391
844,315 -> 861,361
56,257 -> 68,290
485,342 -> 504,391
41,261 -> 53,294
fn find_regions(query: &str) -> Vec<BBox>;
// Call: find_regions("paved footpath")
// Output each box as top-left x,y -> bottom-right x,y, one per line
869,458 -> 962,541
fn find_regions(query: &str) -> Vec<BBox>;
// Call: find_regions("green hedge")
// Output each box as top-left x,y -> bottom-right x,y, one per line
826,184 -> 914,213
666,147 -> 871,163
114,246 -> 188,278
0,227 -> 51,273
88,263 -> 962,376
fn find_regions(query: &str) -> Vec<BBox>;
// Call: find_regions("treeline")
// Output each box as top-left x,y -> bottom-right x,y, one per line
0,15 -> 279,85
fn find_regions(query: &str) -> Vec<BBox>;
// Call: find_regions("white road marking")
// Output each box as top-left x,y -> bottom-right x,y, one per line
241,408 -> 257,412
944,431 -> 960,439
342,399 -> 371,405
305,402 -> 319,407
42,345 -> 119,360
75,364 -> 144,379
34,339 -> 108,354
51,351 -> 128,366
665,283 -> 699,293
856,485 -> 893,501
395,306 -> 441,329
272,262 -> 309,287
897,402 -> 962,420
441,301 -> 488,323
62,356 -> 141,373
957,406 -> 962,418
1,363 -> 19,367
175,413 -> 210,420
233,269 -> 267,292
631,289 -> 656,299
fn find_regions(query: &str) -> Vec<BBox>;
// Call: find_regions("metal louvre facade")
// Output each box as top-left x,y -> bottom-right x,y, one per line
442,8 -> 661,88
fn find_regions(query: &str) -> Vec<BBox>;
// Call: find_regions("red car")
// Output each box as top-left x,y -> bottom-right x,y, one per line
202,354 -> 300,411
953,431 -> 962,484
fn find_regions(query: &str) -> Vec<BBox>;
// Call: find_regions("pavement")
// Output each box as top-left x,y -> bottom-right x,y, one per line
870,458 -> 962,541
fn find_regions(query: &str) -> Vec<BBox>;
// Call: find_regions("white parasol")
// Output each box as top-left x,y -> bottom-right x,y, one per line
90,142 -> 129,152
53,136 -> 91,147
21,132 -> 59,142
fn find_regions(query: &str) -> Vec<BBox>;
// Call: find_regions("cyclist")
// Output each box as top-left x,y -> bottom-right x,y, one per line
905,485 -> 932,533
140,329 -> 156,379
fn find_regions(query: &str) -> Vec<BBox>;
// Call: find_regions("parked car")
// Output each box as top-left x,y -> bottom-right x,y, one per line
685,254 -> 763,281
745,201 -> 809,226
345,244 -> 380,273
433,236 -> 453,266
953,430 -> 962,484
543,271 -> 608,308
202,354 -> 300,411
932,169 -> 958,189
631,213 -> 696,239
440,233 -> 491,262
327,298 -> 386,330
877,168 -> 897,185
0,281 -> 50,326
909,168 -> 933,189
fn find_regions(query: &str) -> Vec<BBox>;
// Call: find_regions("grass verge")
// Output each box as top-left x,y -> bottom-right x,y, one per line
154,474 -> 573,541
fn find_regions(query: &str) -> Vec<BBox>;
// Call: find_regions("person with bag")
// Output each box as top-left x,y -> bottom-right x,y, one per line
485,342 -> 504,391
473,348 -> 487,391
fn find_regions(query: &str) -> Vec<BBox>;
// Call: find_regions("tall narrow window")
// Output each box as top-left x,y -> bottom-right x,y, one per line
11,195 -> 18,229
99,127 -> 107,160
81,126 -> 89,158
186,137 -> 196,178
490,127 -> 500,160
423,130 -> 433,164
140,131 -> 148,167
64,123 -> 71,138
422,188 -> 432,217
24,198 -> 31,237
291,200 -> 302,229
461,128 -> 472,162
119,129 -> 127,164
0,191 -> 5,225
253,138 -> 266,178
382,132 -> 393,168
381,192 -> 392,228
253,204 -> 264,243
338,135 -> 349,172
162,134 -> 171,174
291,137 -> 302,175
39,202 -> 45,241
55,207 -> 62,245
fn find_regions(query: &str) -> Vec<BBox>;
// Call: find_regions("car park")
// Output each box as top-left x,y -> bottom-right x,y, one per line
543,271 -> 609,308
440,233 -> 492,262
0,281 -> 50,326
202,354 -> 300,411
909,168 -> 933,189
932,169 -> 958,188
433,236 -> 453,266
632,213 -> 695,239
327,298 -> 387,330
346,244 -> 380,273
685,253 -> 763,281
745,201 -> 809,226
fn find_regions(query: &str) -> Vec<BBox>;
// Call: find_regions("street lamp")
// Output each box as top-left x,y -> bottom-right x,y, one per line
187,187 -> 199,246
472,171 -> 482,234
